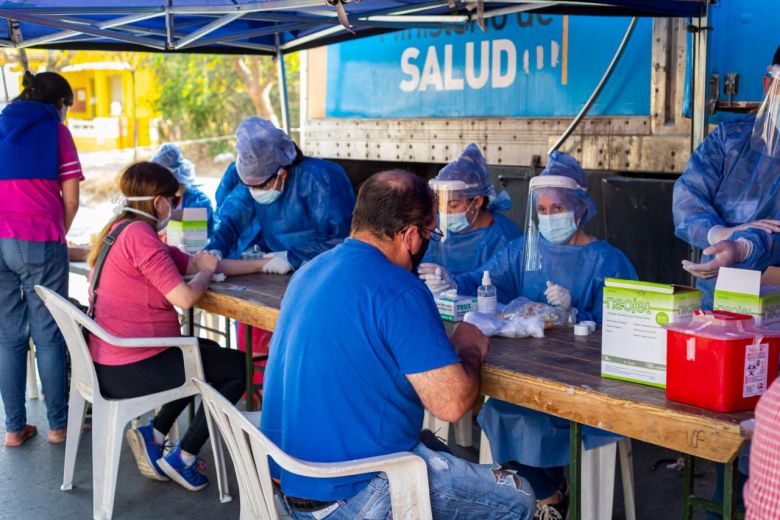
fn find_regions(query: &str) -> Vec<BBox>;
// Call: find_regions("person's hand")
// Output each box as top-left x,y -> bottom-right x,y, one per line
204,249 -> 223,260
193,250 -> 219,273
418,263 -> 455,294
262,251 -> 293,274
544,281 -> 571,310
708,220 -> 780,244
681,239 -> 752,279
450,322 -> 489,363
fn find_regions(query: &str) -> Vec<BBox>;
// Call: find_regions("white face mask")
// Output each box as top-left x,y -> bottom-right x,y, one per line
114,195 -> 171,231
250,177 -> 285,205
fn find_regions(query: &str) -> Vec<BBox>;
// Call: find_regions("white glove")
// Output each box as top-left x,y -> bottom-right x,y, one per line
544,281 -> 571,310
681,239 -> 752,280
262,251 -> 293,274
204,249 -> 223,260
418,263 -> 455,294
707,220 -> 780,245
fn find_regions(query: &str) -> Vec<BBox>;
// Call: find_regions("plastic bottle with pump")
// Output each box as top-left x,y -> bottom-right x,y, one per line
477,270 -> 497,315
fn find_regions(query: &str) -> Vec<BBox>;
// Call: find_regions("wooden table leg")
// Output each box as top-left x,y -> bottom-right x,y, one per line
569,421 -> 582,520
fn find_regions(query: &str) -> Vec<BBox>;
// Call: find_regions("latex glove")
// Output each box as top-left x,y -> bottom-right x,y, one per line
707,220 -> 780,245
681,239 -> 752,280
418,263 -> 455,294
262,251 -> 293,274
204,249 -> 223,261
544,281 -> 571,310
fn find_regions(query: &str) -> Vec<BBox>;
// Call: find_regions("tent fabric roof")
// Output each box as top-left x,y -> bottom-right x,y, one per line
0,1 -> 707,55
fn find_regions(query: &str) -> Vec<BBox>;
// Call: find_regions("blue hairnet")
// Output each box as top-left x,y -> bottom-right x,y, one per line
435,143 -> 511,212
151,143 -> 195,187
235,117 -> 297,185
538,151 -> 597,224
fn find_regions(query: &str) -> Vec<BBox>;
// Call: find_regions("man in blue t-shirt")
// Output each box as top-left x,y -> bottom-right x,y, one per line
261,170 -> 535,519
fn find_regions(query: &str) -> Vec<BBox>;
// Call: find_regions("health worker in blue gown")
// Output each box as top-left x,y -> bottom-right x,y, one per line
205,117 -> 355,272
674,46 -> 780,309
420,152 -> 637,516
151,143 -> 215,235
424,144 -> 522,275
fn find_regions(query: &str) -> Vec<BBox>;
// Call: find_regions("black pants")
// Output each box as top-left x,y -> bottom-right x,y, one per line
95,338 -> 246,455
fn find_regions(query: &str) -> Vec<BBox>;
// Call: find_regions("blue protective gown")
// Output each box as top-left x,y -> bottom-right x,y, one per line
454,236 -> 637,322
181,185 -> 215,236
673,115 -> 780,309
206,157 -> 355,267
456,236 -> 638,467
423,212 -> 522,275
215,162 -> 240,208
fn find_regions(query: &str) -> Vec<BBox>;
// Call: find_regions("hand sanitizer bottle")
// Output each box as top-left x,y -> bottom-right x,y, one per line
477,270 -> 497,315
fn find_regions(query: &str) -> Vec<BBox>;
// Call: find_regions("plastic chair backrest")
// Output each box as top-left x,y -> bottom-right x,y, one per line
194,378 -> 277,518
35,285 -> 100,402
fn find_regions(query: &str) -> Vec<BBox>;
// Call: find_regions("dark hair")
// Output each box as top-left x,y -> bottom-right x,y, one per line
774,45 -> 780,66
87,162 -> 179,268
351,169 -> 435,240
16,71 -> 73,106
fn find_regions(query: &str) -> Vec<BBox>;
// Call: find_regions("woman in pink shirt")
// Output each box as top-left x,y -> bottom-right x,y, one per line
87,162 -> 267,491
0,71 -> 81,447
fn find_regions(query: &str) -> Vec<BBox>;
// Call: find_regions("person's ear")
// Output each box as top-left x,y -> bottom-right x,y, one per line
277,168 -> 289,182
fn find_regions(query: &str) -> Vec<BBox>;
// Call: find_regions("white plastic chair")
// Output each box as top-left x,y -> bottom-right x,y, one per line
479,431 -> 636,520
422,409 -> 473,448
27,340 -> 40,400
194,378 -> 433,520
35,285 -> 206,520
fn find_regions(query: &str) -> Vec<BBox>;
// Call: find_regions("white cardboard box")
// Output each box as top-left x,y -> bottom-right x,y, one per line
601,278 -> 701,388
435,293 -> 477,322
713,267 -> 780,328
167,207 -> 208,254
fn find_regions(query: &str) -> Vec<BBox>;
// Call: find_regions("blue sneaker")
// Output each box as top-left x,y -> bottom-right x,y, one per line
157,443 -> 209,491
126,422 -> 168,481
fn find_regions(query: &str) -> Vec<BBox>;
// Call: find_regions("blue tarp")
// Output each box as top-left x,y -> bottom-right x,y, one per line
0,1 -> 706,55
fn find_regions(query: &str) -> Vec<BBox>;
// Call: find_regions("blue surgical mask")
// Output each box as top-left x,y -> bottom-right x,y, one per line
250,177 -> 284,205
538,211 -> 577,244
446,212 -> 471,233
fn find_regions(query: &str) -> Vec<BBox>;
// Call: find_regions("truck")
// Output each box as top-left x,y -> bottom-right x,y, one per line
297,1 -> 778,284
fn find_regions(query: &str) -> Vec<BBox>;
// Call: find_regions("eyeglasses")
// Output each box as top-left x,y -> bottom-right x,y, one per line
240,173 -> 278,191
419,225 -> 444,243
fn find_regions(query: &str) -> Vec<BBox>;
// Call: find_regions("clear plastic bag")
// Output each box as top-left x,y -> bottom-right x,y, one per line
499,296 -> 576,329
464,311 -> 545,339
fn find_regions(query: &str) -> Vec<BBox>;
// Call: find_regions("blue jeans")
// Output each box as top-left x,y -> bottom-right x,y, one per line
283,443 -> 536,519
0,239 -> 68,432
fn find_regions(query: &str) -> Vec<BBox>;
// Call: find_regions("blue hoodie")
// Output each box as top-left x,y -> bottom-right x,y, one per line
0,101 -> 59,181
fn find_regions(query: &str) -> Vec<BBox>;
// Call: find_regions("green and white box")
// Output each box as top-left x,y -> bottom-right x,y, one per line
713,267 -> 780,329
601,278 -> 701,388
435,293 -> 477,322
167,207 -> 208,254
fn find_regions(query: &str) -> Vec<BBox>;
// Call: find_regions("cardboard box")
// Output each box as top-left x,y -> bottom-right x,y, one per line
435,293 -> 477,322
167,207 -> 208,254
601,278 -> 701,388
713,267 -> 780,329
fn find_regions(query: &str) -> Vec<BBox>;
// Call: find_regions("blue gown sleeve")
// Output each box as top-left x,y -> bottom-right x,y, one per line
672,125 -> 728,249
454,239 -> 522,304
286,163 -> 355,268
207,186 -> 256,258
215,163 -> 240,208
732,228 -> 780,272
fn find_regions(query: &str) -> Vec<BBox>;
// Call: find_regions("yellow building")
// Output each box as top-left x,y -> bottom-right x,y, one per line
4,50 -> 160,152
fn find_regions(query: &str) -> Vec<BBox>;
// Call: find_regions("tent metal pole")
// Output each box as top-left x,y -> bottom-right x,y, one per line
548,16 -> 638,155
690,5 -> 710,150
276,34 -> 291,135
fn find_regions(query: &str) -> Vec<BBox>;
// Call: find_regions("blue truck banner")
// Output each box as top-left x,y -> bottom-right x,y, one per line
325,14 -> 652,118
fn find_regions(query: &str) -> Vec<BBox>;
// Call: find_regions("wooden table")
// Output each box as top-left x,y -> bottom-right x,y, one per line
197,273 -> 750,519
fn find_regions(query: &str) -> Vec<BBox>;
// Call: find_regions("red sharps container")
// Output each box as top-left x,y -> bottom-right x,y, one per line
664,310 -> 780,412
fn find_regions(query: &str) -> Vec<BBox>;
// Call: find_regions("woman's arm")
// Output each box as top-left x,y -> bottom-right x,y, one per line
217,258 -> 269,275
166,251 -> 219,308
62,177 -> 80,234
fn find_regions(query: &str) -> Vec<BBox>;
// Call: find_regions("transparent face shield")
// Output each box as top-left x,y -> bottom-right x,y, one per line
428,179 -> 480,267
523,175 -> 585,272
751,65 -> 780,158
